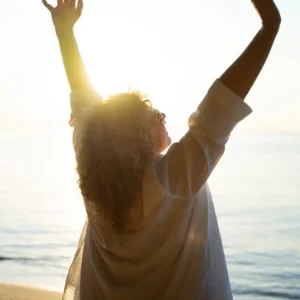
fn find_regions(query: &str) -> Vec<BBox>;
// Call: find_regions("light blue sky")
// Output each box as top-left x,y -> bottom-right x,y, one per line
0,0 -> 299,139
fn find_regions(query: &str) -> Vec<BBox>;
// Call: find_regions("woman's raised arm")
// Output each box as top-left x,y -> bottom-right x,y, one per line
43,0 -> 92,91
155,0 -> 281,197
220,0 -> 281,99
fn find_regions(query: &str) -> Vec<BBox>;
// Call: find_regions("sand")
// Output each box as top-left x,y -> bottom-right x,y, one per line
0,283 -> 62,300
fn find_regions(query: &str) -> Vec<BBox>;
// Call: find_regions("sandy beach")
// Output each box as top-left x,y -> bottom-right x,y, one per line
0,283 -> 62,300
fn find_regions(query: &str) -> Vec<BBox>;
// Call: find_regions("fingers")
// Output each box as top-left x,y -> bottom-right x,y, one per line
57,0 -> 63,6
42,0 -> 54,11
77,0 -> 83,13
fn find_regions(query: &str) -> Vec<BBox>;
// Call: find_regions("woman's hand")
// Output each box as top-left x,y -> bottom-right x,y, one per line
252,0 -> 281,30
42,0 -> 90,91
42,0 -> 83,33
219,0 -> 281,99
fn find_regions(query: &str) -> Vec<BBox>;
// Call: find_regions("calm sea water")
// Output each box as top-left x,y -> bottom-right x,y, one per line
1,127 -> 300,299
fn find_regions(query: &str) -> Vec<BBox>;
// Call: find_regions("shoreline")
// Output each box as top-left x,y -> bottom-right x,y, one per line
0,283 -> 62,300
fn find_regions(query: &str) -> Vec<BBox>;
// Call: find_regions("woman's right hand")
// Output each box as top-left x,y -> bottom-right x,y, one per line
42,0 -> 83,34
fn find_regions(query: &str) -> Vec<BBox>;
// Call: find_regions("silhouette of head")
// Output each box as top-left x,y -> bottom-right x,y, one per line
75,91 -> 171,231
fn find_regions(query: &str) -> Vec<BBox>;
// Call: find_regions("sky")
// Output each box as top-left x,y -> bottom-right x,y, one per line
0,0 -> 299,143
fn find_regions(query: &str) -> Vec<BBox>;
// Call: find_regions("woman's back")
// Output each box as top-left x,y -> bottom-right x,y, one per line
63,80 -> 249,300
66,166 -> 210,300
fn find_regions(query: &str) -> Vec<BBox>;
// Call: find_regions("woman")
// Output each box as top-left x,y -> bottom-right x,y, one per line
43,0 -> 281,299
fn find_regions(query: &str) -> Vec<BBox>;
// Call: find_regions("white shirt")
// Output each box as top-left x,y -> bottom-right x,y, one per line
62,80 -> 252,300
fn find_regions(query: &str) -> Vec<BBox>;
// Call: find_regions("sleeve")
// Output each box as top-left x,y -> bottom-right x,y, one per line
154,79 -> 252,197
69,88 -> 104,127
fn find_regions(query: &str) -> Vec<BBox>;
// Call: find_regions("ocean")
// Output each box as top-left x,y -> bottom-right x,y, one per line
1,128 -> 300,300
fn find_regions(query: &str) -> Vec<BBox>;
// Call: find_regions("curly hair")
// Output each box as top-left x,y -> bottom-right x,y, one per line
76,92 -> 155,232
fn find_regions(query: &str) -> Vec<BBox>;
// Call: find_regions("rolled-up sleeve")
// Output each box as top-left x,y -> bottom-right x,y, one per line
154,79 -> 252,197
189,79 -> 252,144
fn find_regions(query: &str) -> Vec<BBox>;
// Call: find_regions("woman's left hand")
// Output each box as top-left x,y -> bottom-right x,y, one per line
42,0 -> 83,33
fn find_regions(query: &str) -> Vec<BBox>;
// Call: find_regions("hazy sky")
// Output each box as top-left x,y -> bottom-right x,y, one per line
0,0 -> 299,140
